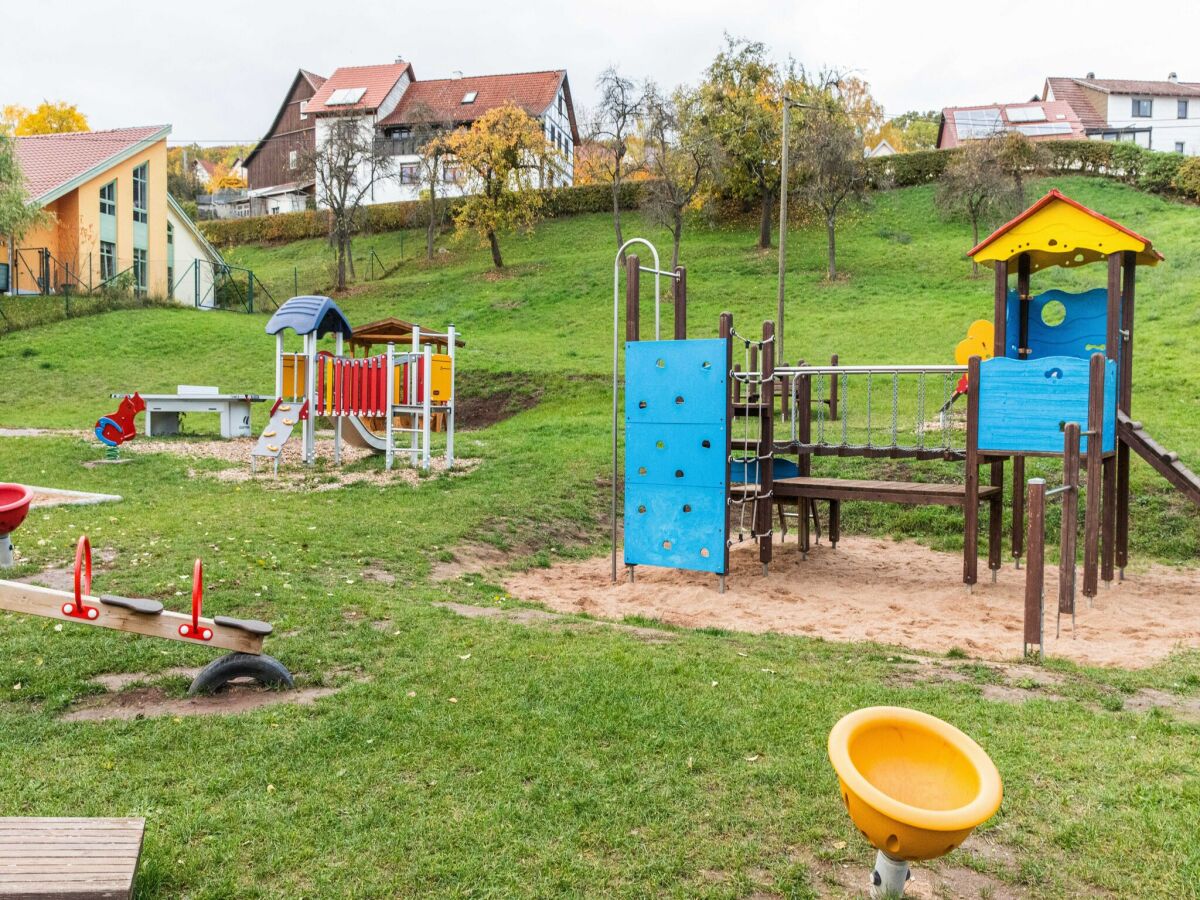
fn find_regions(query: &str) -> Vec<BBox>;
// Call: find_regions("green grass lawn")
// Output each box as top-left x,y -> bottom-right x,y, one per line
0,177 -> 1197,897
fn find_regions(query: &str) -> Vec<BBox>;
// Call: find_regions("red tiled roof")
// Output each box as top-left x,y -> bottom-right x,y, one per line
1069,77 -> 1200,98
379,70 -> 572,136
13,125 -> 168,203
937,101 -> 1084,149
197,159 -> 217,175
300,69 -> 327,92
1042,78 -> 1107,129
306,62 -> 414,114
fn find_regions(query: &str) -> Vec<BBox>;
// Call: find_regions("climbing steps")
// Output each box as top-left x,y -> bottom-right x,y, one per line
1117,412 -> 1200,506
251,399 -> 307,473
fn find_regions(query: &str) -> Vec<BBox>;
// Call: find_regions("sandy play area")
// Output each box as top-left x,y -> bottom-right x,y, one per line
505,536 -> 1200,667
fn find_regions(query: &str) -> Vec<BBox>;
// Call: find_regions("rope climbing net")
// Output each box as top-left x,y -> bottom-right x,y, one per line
728,328 -> 775,546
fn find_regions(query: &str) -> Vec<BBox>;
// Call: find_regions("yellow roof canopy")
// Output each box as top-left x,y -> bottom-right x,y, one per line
968,189 -> 1163,272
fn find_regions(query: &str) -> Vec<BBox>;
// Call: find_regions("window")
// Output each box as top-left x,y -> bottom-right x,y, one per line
166,222 -> 174,247
100,241 -> 116,282
1176,142 -> 1185,153
461,91 -> 478,104
399,164 -> 419,184
99,181 -> 116,216
288,149 -> 298,170
1179,99 -> 1189,119
299,99 -> 309,120
1132,98 -> 1152,118
442,163 -> 460,183
559,95 -> 564,116
132,163 -> 148,223
133,248 -> 147,294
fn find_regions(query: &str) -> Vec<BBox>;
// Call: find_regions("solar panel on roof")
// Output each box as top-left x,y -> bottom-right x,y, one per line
1015,123 -> 1073,136
327,87 -> 367,106
952,108 -> 1003,139
1006,106 -> 1047,123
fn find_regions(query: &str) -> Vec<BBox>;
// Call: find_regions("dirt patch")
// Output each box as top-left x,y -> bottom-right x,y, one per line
17,546 -> 119,591
116,433 -> 478,489
435,601 -> 676,644
503,536 -> 1200,668
454,372 -> 544,431
1123,688 -> 1200,722
801,844 -> 1024,900
0,428 -> 83,438
60,683 -> 345,721
430,542 -> 518,580
89,667 -> 201,692
28,486 -> 123,508
361,565 -> 396,585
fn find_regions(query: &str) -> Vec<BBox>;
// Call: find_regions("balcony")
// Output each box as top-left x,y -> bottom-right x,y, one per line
374,137 -> 421,157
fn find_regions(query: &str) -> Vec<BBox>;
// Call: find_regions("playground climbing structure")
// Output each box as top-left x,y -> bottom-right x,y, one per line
252,296 -> 458,474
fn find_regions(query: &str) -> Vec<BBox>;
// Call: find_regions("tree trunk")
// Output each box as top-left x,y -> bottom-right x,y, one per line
612,180 -> 625,260
346,237 -> 356,280
426,183 -> 437,261
671,212 -> 684,271
487,229 -> 503,269
335,238 -> 346,291
826,212 -> 837,281
758,188 -> 774,249
970,218 -> 980,278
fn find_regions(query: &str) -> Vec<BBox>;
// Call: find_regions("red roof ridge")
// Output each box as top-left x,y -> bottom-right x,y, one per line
417,68 -> 565,84
968,189 -> 1162,260
15,124 -> 167,140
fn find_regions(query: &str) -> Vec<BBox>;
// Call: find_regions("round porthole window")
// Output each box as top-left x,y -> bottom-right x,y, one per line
1041,299 -> 1067,327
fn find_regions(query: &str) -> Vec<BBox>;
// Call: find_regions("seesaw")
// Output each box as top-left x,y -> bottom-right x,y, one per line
0,534 -> 293,695
828,707 -> 1003,897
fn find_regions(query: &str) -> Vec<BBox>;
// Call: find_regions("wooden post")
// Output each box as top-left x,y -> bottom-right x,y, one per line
829,353 -> 839,421
797,371 -> 812,555
829,499 -> 841,549
1024,478 -> 1045,656
625,255 -> 640,343
1100,253 -> 1121,586
1083,353 -> 1105,598
719,312 -> 734,588
1060,422 -> 1081,616
989,459 -> 1004,579
964,356 -> 981,587
673,266 -> 687,340
759,320 -> 775,571
993,259 -> 1009,356
1016,252 -> 1031,359
1116,251 -> 1136,575
1012,456 -> 1025,566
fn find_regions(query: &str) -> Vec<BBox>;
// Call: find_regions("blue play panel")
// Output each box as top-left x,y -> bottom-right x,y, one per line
624,339 -> 728,574
978,355 -> 1116,455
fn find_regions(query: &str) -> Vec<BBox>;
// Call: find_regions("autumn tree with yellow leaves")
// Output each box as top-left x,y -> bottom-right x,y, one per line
440,103 -> 554,269
1,101 -> 89,135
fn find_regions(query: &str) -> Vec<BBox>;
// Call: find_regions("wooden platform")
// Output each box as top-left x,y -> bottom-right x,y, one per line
771,476 -> 1001,507
0,818 -> 144,899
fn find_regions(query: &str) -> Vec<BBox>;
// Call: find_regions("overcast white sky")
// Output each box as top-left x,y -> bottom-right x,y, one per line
6,0 -> 1200,144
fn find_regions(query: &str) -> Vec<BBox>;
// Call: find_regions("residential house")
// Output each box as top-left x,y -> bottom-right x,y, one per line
3,125 -> 225,305
936,101 -> 1086,149
866,139 -> 897,157
281,59 -> 576,209
193,158 -> 217,186
242,68 -> 327,215
1043,74 -> 1200,153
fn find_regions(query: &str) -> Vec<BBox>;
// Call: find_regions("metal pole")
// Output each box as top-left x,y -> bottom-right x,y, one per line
446,325 -> 456,467
334,332 -> 343,466
385,342 -> 395,471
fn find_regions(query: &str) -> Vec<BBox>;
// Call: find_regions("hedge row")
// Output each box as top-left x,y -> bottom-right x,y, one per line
868,140 -> 1200,200
200,180 -> 652,247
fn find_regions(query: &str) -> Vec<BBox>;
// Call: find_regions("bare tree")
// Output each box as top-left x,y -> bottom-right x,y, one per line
301,111 -> 391,291
794,102 -> 871,280
641,84 -> 718,270
935,136 -> 1022,277
399,102 -> 458,260
591,67 -> 645,256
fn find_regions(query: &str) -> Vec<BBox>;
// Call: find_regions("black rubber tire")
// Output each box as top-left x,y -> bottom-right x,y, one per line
188,653 -> 295,696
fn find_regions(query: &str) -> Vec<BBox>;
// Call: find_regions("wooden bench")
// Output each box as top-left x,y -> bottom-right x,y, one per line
0,817 -> 145,899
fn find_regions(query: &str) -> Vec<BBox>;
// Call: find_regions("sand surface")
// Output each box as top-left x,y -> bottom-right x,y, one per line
505,536 -> 1200,668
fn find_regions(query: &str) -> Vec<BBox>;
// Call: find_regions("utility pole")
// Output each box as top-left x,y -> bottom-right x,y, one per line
777,97 -> 815,366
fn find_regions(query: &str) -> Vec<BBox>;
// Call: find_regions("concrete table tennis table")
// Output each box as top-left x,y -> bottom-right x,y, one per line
115,386 -> 269,438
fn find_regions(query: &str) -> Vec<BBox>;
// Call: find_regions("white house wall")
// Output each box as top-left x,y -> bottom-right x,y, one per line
1102,92 -> 1200,153
166,205 -> 217,307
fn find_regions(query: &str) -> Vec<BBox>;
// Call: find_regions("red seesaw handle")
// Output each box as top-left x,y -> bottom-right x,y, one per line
62,535 -> 99,620
178,558 -> 212,641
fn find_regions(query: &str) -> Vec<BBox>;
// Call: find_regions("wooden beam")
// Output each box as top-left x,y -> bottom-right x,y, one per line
1060,422 -> 1081,615
0,581 -> 264,655
1082,353 -> 1105,598
797,371 -> 811,554
759,320 -> 775,569
1116,250 -> 1136,572
1024,478 -> 1045,651
625,254 -> 640,343
1012,455 -> 1025,565
673,266 -> 687,340
993,260 -> 1009,358
1016,253 -> 1031,359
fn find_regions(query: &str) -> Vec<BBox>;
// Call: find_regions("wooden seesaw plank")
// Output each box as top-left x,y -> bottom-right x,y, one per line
0,818 -> 144,900
0,581 -> 264,655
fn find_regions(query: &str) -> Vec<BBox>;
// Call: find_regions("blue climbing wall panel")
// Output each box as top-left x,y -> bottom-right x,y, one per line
978,355 -> 1116,455
1004,288 -> 1111,360
624,338 -> 728,574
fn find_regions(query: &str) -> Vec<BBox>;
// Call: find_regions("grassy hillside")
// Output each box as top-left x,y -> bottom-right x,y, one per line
0,178 -> 1196,897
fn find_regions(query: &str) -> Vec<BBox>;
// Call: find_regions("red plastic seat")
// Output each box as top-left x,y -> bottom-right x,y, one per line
0,483 -> 33,535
